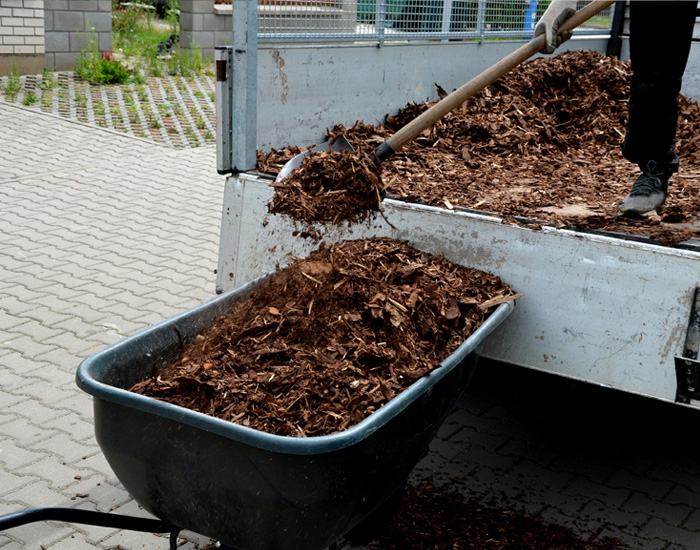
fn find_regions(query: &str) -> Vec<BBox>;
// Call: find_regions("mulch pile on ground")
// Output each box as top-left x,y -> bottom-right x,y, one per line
368,481 -> 628,550
260,50 -> 700,246
130,237 -> 516,437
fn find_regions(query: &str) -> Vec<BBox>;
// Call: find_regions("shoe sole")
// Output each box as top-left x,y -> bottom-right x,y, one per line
617,200 -> 668,220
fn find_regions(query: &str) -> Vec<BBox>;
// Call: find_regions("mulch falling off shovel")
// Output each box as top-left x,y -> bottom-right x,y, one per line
267,127 -> 385,241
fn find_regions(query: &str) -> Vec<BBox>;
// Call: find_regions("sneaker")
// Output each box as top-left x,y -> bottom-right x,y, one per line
617,161 -> 669,218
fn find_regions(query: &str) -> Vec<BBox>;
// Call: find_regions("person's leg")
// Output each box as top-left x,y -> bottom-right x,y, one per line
622,0 -> 697,173
618,0 -> 697,217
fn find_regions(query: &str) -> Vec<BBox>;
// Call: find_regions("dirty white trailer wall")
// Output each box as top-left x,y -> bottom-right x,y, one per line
254,36 -> 610,151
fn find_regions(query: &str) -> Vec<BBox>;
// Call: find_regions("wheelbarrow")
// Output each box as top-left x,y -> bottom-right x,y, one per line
0,273 -> 513,550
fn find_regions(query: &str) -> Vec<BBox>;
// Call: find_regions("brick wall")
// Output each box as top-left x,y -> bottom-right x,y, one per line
0,0 -> 45,75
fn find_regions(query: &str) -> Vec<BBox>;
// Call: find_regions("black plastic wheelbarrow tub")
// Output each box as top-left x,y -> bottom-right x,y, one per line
76,275 -> 514,550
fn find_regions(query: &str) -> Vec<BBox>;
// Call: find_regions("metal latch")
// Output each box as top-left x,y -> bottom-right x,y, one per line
675,287 -> 700,403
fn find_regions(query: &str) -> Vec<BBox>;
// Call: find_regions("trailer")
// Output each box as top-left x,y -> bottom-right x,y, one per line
211,1 -> 700,411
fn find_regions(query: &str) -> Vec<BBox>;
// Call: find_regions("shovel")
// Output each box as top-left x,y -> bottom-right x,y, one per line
276,0 -> 616,183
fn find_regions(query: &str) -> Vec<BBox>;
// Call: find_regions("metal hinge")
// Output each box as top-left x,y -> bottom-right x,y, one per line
675,287 -> 700,403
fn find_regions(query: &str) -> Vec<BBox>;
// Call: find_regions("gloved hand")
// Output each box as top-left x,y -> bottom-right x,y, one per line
534,0 -> 577,54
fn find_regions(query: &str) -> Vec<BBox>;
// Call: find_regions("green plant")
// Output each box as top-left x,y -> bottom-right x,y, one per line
41,94 -> 53,109
164,0 -> 180,31
75,27 -> 131,84
23,92 -> 37,106
131,72 -> 147,85
111,106 -> 124,123
2,66 -> 22,100
39,68 -> 58,90
165,43 -> 204,78
136,86 -> 149,103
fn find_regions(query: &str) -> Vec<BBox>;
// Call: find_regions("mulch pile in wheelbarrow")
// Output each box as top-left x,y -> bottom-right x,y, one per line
130,237 -> 517,437
367,480 -> 628,550
260,50 -> 700,246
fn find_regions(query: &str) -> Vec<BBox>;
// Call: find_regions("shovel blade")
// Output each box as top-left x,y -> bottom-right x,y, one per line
275,135 -> 354,182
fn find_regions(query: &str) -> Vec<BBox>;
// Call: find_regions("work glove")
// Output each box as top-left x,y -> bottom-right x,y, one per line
534,0 -> 577,54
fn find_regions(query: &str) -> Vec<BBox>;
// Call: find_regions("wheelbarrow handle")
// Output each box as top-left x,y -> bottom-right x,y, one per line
374,0 -> 618,162
0,507 -> 178,533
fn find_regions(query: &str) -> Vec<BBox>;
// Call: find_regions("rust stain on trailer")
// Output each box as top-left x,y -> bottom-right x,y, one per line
271,50 -> 289,104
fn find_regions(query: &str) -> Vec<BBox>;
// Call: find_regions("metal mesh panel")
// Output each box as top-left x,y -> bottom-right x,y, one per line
213,0 -> 613,45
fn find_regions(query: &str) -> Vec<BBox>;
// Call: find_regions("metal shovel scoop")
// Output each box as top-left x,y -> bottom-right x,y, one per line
275,135 -> 354,182
275,0 -> 615,183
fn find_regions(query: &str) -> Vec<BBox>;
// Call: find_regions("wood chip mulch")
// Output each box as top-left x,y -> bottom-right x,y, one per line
367,480 -> 628,550
267,133 -> 385,240
260,50 -> 700,247
130,237 -> 517,437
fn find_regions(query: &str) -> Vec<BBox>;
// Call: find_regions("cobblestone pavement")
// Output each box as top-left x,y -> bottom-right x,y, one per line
2,98 -> 700,550
0,101 -> 222,549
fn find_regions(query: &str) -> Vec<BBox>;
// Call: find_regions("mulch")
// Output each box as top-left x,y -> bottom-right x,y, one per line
367,480 -> 628,550
259,50 -> 700,247
130,237 -> 516,437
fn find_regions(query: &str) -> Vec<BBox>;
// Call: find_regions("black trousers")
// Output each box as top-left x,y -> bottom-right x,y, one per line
623,0 -> 698,174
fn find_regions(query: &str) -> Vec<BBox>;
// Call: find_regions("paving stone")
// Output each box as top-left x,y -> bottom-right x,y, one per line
0,367 -> 33,392
98,528 -> 177,550
606,468 -> 675,501
12,379 -> 77,405
16,456 -> 84,491
29,433 -> 98,465
68,479 -> 132,512
563,476 -> 634,508
623,491 -> 693,527
0,417 -> 59,447
43,412 -> 96,441
47,532 -> 104,550
640,518 -> 700,549
0,468 -> 38,497
6,478 -> 72,509
76,452 -> 120,481
0,438 -> 46,470
0,517 -> 76,549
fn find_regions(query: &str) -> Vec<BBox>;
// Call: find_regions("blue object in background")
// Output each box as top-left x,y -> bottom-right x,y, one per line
523,0 -> 538,32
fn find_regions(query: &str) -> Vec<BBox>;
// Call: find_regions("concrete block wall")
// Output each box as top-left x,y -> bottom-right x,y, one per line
44,0 -> 112,71
0,0 -> 45,75
181,0 -> 229,59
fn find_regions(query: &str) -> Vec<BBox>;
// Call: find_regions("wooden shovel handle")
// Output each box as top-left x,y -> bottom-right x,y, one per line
374,0 -> 618,162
